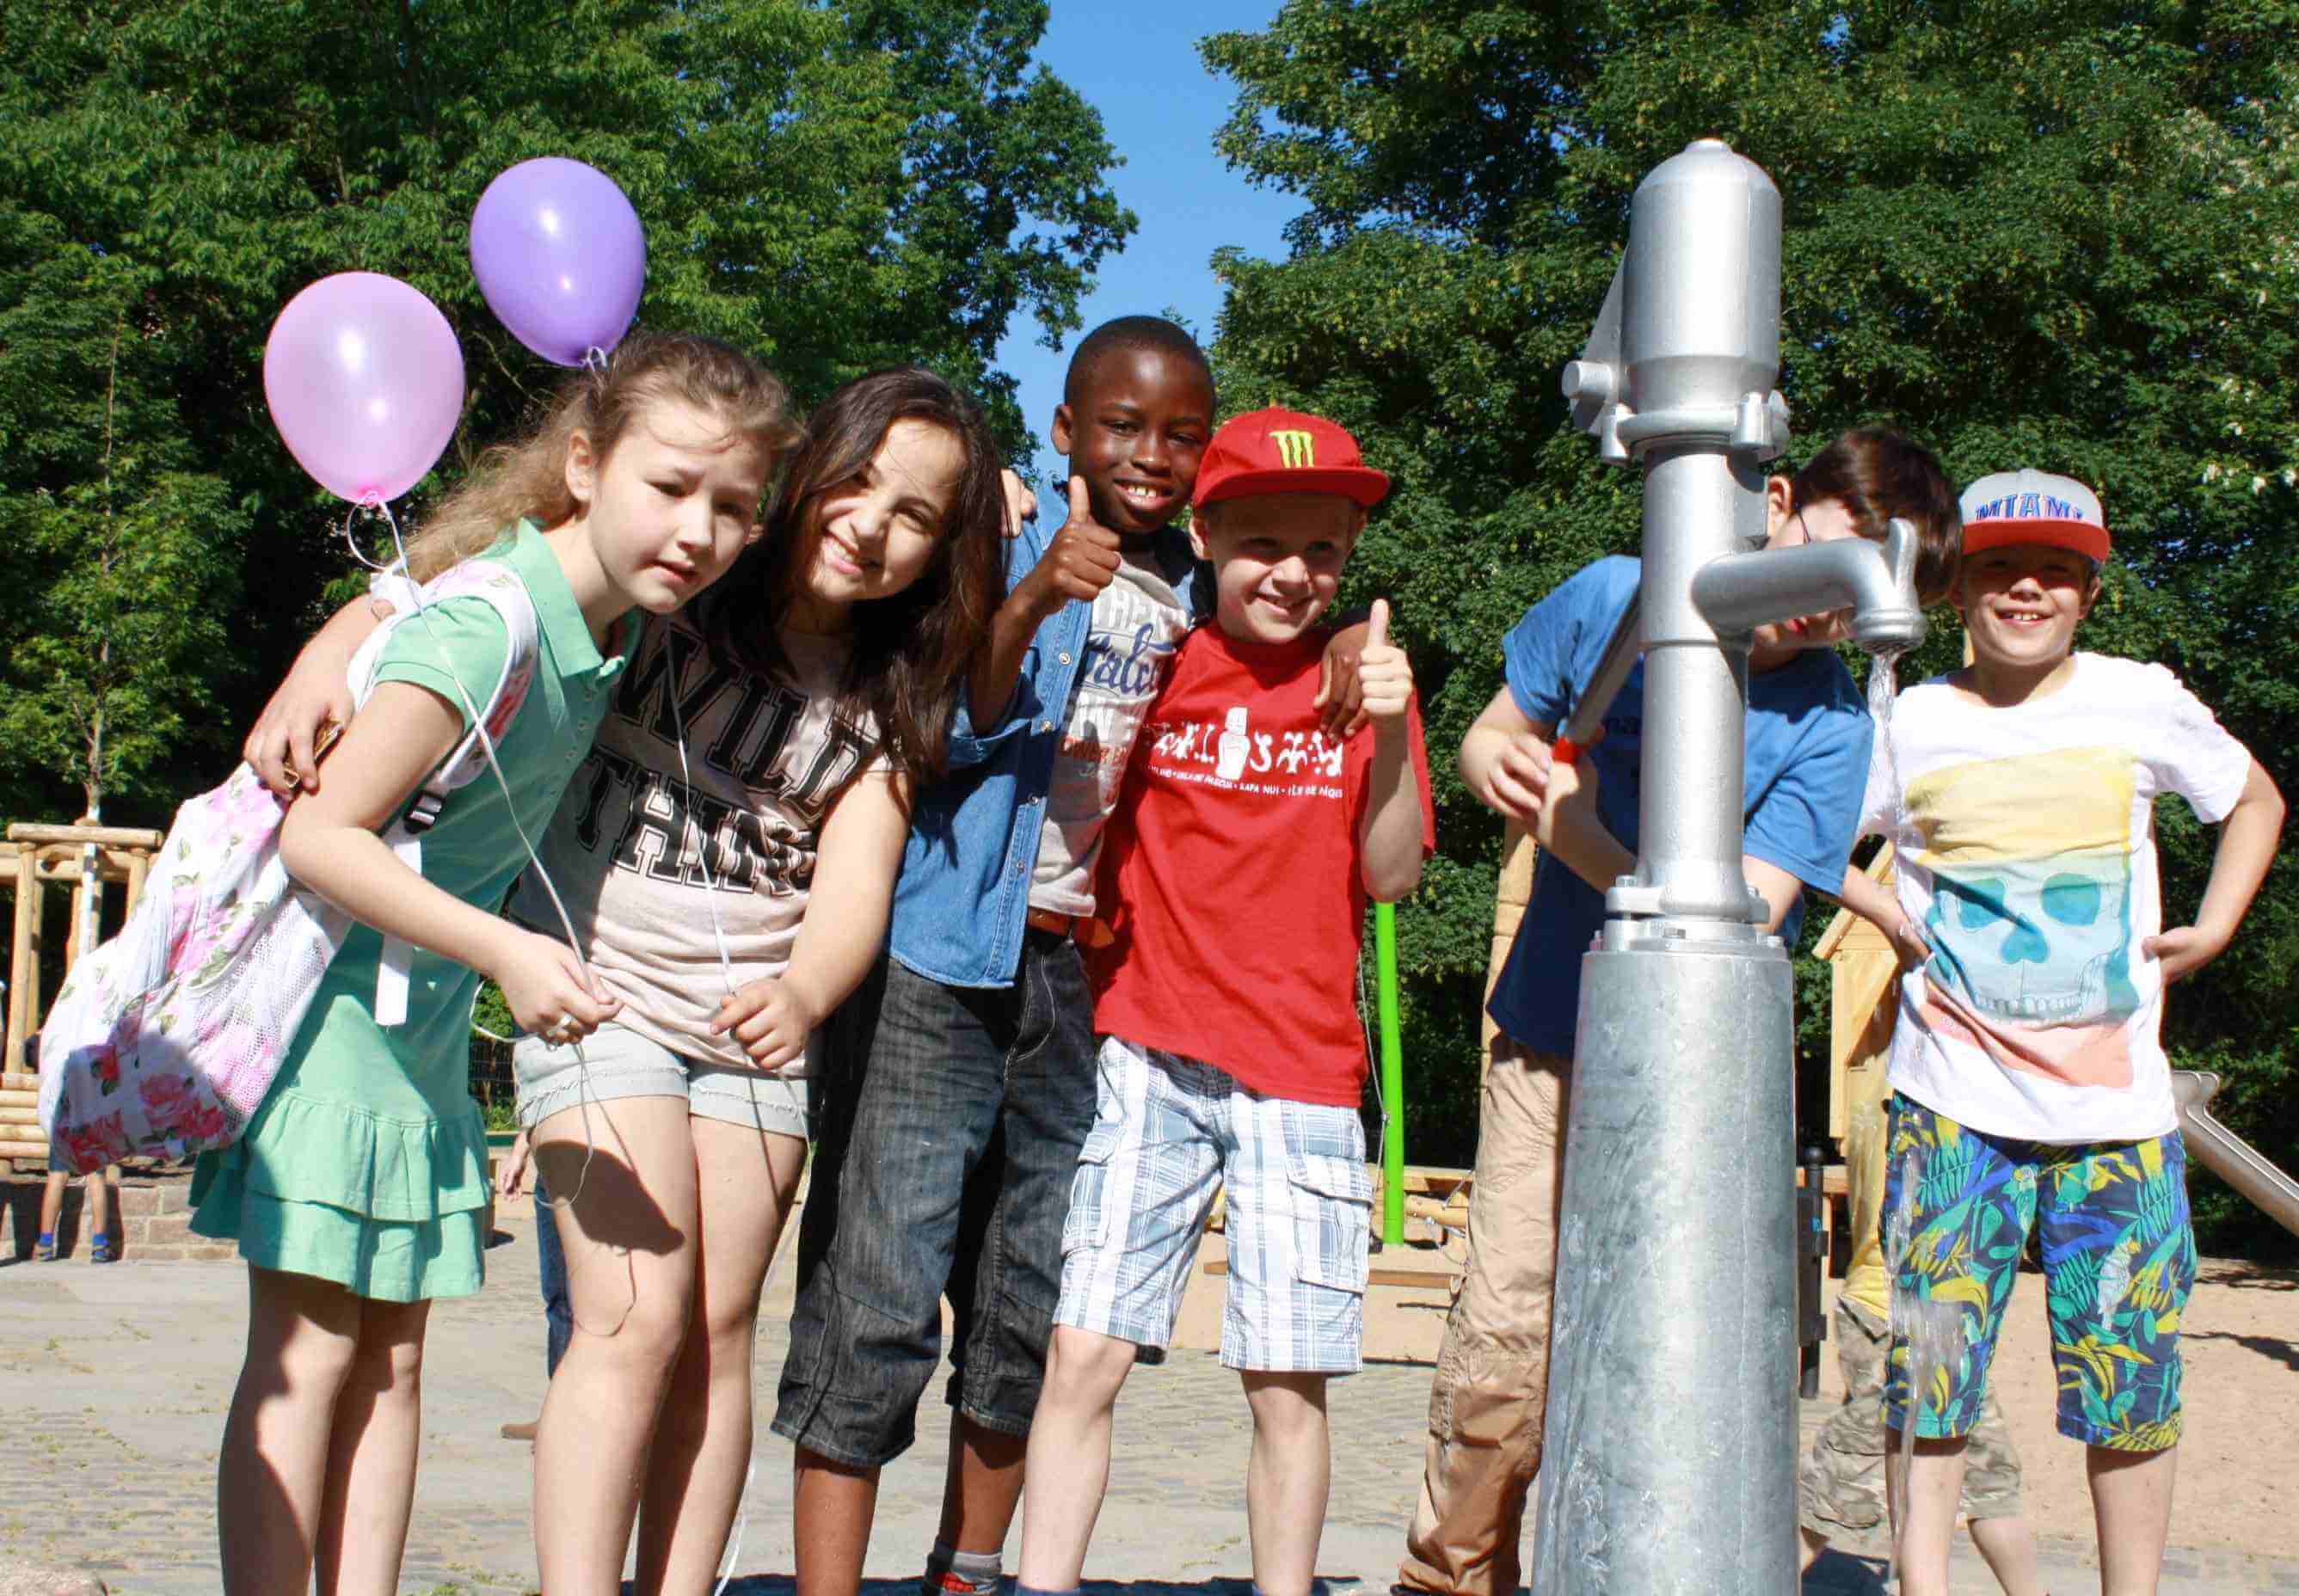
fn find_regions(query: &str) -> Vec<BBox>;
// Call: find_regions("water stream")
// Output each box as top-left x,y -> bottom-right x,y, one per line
1883,1145 -> 1966,1591
1868,646 -> 1969,1590
1866,648 -> 1906,809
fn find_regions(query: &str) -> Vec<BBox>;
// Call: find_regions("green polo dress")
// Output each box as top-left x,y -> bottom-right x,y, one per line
190,523 -> 632,1301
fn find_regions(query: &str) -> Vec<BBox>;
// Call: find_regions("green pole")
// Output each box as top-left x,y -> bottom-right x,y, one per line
1375,900 -> 1406,1246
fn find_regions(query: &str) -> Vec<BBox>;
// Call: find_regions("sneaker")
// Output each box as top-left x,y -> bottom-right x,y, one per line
925,1567 -> 1003,1596
33,1232 -> 56,1262
89,1231 -> 119,1264
501,1419 -> 538,1442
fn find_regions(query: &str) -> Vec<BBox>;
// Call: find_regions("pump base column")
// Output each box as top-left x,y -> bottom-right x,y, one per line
1531,936 -> 1798,1595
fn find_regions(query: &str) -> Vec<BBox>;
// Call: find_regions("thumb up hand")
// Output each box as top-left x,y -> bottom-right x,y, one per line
1356,598 -> 1412,725
1030,477 -> 1122,611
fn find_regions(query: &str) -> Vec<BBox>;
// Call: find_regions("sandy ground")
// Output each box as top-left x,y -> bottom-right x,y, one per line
1228,1235 -> 2299,1561
3,1190 -> 2291,1593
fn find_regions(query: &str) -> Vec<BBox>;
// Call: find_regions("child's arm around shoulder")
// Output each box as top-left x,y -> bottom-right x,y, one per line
711,767 -> 911,1069
243,592 -> 397,795
1355,600 -> 1431,901
278,674 -> 618,1040
2148,754 -> 2285,982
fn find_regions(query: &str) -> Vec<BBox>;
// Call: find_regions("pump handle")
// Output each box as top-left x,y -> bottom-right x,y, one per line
1555,591 -> 1643,768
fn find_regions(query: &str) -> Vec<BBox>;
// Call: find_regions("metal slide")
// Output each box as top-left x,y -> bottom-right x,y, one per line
2174,1070 -> 2299,1239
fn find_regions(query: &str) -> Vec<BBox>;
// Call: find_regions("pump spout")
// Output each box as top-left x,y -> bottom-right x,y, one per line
1689,515 -> 1927,655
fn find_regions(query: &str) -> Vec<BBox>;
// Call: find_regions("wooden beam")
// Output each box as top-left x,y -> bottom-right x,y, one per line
64,877 -> 89,967
8,849 -> 37,1076
1815,844 -> 1896,962
5,822 -> 163,850
21,846 -> 146,885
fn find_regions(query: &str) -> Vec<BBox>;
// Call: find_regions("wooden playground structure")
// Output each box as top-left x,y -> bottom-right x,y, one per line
0,819 -> 163,1163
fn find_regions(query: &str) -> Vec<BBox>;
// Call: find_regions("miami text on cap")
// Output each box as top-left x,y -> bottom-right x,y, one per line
1958,469 -> 2109,563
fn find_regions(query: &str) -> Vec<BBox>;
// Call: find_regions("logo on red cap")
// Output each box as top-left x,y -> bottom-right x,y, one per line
1192,408 -> 1391,511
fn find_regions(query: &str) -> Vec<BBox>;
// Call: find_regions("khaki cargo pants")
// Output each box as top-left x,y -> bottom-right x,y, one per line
1398,1036 -> 1569,1596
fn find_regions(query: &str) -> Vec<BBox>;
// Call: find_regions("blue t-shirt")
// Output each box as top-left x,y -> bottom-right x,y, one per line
1486,556 -> 1873,1056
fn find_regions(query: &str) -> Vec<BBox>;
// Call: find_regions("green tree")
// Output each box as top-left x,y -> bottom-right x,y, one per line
0,0 -> 1131,824
0,234 -> 239,818
1204,0 -> 2299,1255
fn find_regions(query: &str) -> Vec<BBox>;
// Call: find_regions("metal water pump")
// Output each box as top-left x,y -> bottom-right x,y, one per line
1529,140 -> 1926,1593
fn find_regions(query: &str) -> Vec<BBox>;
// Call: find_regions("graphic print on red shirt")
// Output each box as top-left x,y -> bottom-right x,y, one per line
1088,624 -> 1435,1107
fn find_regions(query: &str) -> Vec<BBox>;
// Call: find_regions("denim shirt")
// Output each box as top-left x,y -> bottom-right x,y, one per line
888,514 -> 1201,988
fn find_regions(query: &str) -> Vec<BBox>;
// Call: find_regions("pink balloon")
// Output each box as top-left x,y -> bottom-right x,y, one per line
262,273 -> 464,504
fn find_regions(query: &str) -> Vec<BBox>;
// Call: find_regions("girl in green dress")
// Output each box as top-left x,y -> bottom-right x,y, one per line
194,334 -> 802,1596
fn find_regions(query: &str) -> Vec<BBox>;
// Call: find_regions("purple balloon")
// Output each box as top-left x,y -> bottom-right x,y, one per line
263,273 -> 465,505
470,157 -> 646,366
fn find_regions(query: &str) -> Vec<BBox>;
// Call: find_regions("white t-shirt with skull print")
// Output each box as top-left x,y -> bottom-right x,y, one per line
1866,654 -> 2253,1145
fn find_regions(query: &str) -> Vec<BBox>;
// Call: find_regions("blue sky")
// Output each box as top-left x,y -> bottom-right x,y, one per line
994,0 -> 1305,484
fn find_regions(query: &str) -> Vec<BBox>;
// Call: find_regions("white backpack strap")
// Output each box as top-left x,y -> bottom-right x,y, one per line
360,563 -> 544,1028
367,563 -> 422,621
373,827 -> 427,1027
407,566 -> 544,825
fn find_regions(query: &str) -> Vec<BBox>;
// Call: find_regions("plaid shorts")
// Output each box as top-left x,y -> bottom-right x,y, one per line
1055,1036 -> 1372,1374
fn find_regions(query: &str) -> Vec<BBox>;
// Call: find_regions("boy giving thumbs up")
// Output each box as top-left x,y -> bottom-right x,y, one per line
1017,408 -> 1436,1596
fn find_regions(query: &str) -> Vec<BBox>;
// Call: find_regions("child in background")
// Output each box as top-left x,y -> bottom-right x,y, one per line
491,1128 -> 569,1442
34,1157 -> 117,1262
1835,470 -> 2284,1596
195,333 -> 796,1596
1017,407 -> 1434,1596
1405,427 -> 1961,1596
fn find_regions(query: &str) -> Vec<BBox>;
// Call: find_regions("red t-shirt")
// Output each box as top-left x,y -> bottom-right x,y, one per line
1087,623 -> 1436,1107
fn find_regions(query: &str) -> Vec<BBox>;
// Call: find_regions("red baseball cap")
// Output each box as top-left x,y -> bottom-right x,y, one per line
1190,407 -> 1391,511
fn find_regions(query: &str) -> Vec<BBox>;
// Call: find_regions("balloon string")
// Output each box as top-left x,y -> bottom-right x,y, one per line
582,347 -> 609,373
348,495 -> 612,1219
337,501 -> 411,581
339,497 -> 398,574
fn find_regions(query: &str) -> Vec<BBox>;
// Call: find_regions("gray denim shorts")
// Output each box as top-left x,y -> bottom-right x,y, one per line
513,1019 -> 809,1140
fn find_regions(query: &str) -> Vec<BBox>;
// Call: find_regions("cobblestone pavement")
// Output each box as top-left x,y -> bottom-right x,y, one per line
3,1208 -> 2294,1595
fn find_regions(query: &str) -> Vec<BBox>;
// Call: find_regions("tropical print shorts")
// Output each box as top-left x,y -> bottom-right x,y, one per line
1882,1093 -> 2194,1452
